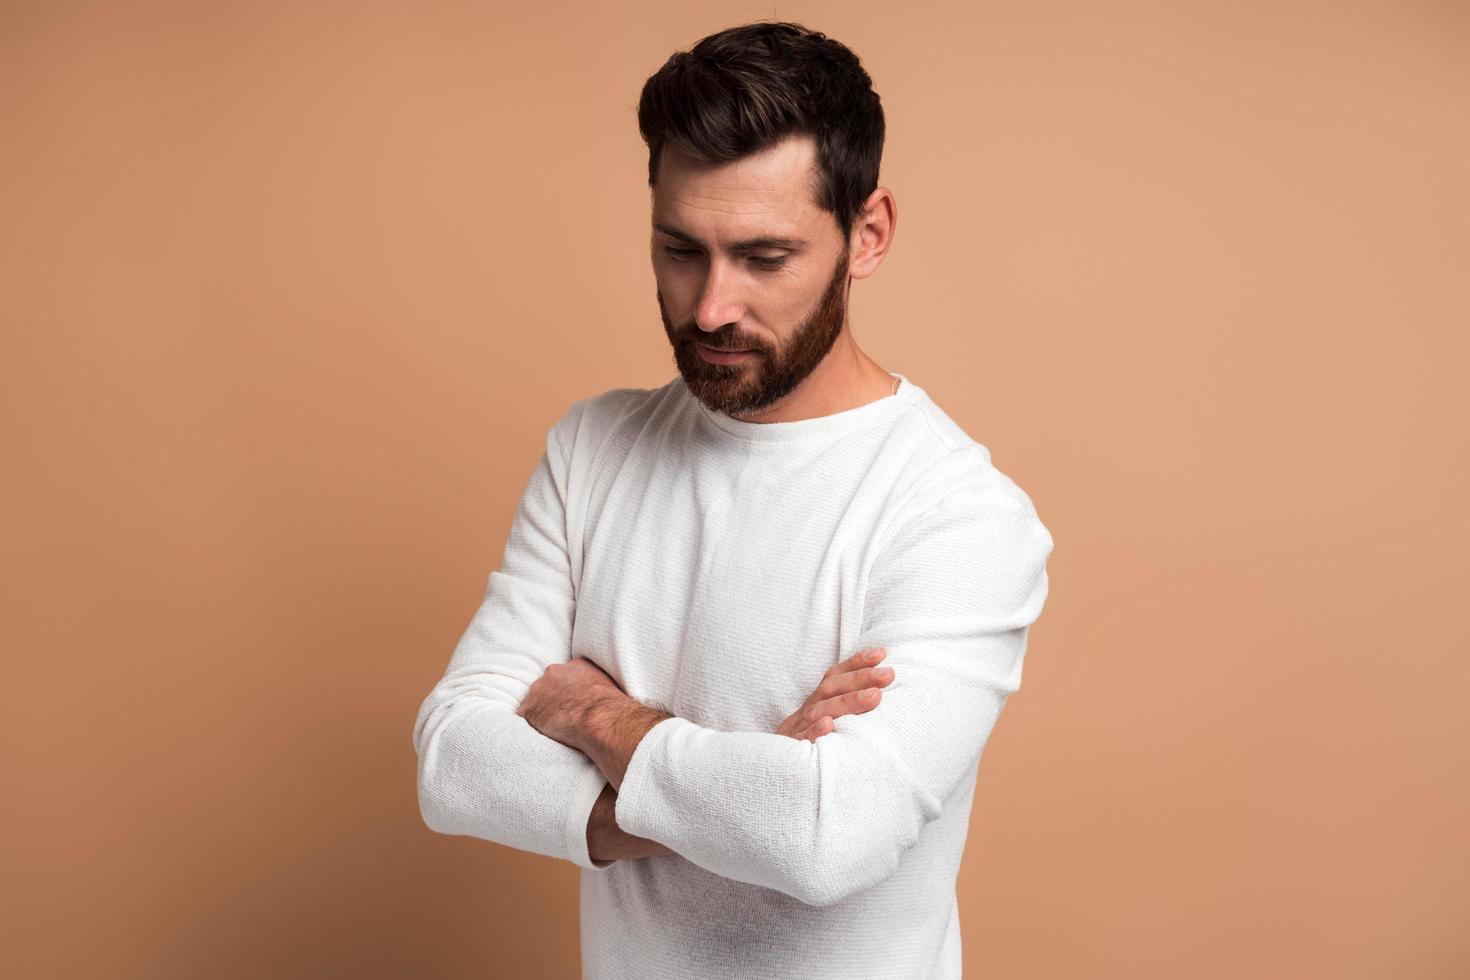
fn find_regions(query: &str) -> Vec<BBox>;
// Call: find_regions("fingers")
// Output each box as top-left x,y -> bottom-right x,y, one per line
784,648 -> 896,742
818,663 -> 895,700
794,682 -> 889,741
796,716 -> 834,741
824,646 -> 887,679
817,683 -> 886,717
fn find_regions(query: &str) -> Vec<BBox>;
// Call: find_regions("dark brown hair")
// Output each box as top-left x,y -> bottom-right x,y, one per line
637,21 -> 885,243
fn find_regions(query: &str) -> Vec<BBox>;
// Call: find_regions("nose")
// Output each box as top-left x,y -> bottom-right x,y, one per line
693,259 -> 746,333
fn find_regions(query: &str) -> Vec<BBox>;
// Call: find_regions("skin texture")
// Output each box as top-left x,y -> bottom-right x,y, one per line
518,131 -> 902,863
513,656 -> 638,751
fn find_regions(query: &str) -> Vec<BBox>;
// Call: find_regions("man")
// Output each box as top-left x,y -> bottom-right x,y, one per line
412,20 -> 1054,980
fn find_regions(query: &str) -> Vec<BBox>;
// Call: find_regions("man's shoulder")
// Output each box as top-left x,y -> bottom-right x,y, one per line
889,386 -> 995,497
888,384 -> 1045,529
549,378 -> 679,457
561,379 -> 673,426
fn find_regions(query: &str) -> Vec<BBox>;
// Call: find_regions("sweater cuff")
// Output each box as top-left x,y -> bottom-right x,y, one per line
565,763 -> 616,872
612,715 -> 688,845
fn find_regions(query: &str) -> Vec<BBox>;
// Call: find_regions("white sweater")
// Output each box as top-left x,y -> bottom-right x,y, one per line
413,372 -> 1054,979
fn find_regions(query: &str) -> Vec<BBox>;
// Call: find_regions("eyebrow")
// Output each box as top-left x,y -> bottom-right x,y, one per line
653,221 -> 807,251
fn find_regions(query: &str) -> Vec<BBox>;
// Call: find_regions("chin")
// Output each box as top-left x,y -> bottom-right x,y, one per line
677,361 -> 750,409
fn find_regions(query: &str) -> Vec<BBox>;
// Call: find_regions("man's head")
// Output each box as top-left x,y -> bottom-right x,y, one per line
638,22 -> 890,416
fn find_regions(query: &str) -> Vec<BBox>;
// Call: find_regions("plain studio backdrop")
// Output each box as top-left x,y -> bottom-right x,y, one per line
1,1 -> 1466,977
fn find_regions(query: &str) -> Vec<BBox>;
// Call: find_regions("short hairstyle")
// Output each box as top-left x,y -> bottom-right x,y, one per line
637,21 -> 886,243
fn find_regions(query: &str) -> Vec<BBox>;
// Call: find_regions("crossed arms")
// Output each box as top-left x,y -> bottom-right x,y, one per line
512,643 -> 900,864
411,405 -> 1053,906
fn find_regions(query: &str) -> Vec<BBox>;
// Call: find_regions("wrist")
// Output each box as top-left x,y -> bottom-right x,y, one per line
577,688 -> 635,755
583,697 -> 672,790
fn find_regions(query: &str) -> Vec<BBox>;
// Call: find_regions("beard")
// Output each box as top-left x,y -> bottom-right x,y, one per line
659,250 -> 850,417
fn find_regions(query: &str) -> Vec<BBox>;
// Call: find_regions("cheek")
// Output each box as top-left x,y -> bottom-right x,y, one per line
758,278 -> 817,323
653,266 -> 694,309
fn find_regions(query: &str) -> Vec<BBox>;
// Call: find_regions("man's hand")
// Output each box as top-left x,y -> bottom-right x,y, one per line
775,646 -> 895,741
516,656 -> 624,751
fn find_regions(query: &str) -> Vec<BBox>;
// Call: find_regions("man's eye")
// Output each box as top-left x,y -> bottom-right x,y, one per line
662,247 -> 786,270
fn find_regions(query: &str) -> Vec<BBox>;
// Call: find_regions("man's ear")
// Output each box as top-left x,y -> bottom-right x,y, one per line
848,187 -> 897,280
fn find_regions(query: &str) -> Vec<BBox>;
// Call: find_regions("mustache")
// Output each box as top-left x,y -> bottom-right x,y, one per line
681,332 -> 765,352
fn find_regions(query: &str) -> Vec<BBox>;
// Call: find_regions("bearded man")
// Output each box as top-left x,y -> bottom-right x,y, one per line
413,20 -> 1054,980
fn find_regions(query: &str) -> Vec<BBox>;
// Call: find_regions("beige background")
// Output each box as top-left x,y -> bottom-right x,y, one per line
3,1 -> 1467,977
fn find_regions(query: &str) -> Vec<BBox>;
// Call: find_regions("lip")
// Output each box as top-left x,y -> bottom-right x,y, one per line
695,342 -> 756,365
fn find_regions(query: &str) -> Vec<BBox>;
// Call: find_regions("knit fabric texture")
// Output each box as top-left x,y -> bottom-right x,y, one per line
413,372 -> 1054,979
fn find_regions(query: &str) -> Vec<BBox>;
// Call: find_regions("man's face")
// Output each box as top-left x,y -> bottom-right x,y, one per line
652,133 -> 851,417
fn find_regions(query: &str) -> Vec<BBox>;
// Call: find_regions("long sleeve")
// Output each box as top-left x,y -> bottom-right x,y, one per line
411,401 -> 615,872
612,474 -> 1054,907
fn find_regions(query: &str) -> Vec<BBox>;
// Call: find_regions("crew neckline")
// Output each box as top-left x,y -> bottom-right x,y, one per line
687,372 -> 914,444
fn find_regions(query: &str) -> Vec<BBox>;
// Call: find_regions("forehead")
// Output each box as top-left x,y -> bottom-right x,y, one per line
652,133 -> 829,238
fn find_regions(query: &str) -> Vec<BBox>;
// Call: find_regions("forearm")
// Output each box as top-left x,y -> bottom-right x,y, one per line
413,665 -> 611,871
609,715 -> 941,907
579,694 -> 676,790
567,689 -> 913,904
576,629 -> 1027,906
586,782 -> 676,864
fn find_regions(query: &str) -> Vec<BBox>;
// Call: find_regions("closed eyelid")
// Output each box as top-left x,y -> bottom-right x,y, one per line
662,246 -> 788,269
